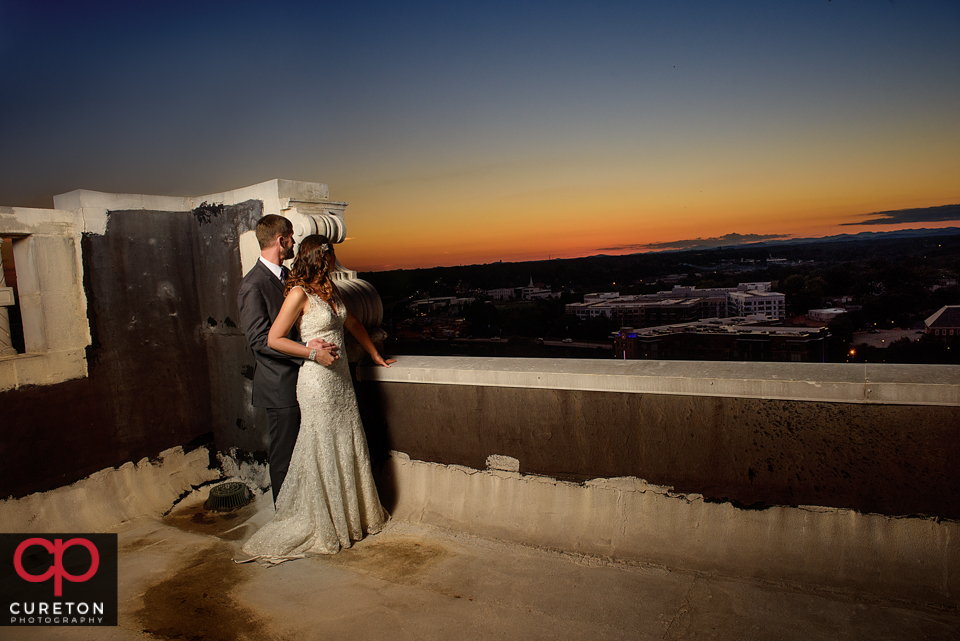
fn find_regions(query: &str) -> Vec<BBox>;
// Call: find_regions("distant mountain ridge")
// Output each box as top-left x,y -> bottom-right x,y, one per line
361,226 -> 960,278
653,226 -> 960,254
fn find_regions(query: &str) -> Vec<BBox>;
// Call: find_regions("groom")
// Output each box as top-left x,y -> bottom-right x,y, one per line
238,215 -> 337,504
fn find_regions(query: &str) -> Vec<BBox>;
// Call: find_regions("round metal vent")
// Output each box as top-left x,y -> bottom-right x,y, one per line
204,481 -> 252,511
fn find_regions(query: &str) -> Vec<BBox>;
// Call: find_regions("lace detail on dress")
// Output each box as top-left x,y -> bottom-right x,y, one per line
242,287 -> 385,561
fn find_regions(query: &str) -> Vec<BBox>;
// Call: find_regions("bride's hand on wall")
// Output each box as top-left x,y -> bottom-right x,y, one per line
371,353 -> 396,368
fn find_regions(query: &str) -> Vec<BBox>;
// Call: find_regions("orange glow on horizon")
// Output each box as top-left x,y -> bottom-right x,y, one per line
334,170 -> 960,271
337,213 -> 960,273
331,128 -> 960,271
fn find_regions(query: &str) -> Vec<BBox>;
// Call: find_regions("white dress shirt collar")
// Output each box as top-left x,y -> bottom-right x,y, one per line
258,255 -> 284,281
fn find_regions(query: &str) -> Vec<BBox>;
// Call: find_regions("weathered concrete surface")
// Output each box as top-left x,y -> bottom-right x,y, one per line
0,201 -> 265,498
5,445 -> 955,613
358,357 -> 960,520
2,180 -> 371,499
5,489 -> 959,641
381,453 -> 960,609
0,446 -> 221,533
0,207 -> 90,391
359,356 -> 960,406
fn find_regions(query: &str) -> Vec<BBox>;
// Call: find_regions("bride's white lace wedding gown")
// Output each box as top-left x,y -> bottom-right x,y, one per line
242,287 -> 386,560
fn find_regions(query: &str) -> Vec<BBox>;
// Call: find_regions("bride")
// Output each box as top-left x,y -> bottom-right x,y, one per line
242,234 -> 394,561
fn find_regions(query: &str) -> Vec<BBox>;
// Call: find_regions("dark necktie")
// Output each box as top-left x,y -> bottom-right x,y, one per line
280,266 -> 288,285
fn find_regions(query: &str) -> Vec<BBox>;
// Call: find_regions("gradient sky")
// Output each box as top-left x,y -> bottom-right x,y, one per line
1,1 -> 958,272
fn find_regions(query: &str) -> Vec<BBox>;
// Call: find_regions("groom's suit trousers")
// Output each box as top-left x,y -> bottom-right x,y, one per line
266,405 -> 301,502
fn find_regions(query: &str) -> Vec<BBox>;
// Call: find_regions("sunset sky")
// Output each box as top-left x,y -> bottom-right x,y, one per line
1,1 -> 958,272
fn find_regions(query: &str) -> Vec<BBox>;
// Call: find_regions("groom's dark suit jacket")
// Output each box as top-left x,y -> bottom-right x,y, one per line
238,259 -> 302,409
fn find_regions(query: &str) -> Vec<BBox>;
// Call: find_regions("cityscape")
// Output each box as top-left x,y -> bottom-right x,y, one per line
364,228 -> 960,364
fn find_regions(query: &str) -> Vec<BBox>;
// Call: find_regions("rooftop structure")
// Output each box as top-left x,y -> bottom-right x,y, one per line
409,296 -> 474,314
925,305 -> 960,340
808,308 -> 848,323
485,277 -> 559,301
615,318 -> 826,361
567,282 -> 783,324
727,289 -> 786,320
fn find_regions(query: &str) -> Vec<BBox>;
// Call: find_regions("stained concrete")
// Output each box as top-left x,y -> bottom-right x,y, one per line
0,446 -> 221,533
5,489 -> 959,641
5,445 -> 955,612
381,453 -> 960,608
0,200 -> 266,498
359,356 -> 960,406
0,209 -> 90,391
357,358 -> 960,520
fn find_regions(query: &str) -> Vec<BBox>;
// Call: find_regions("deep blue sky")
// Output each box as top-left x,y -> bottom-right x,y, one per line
2,1 -> 958,269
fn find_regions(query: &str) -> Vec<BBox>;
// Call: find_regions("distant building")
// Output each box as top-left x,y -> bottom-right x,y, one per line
808,308 -> 847,323
486,277 -> 559,301
486,288 -> 515,301
519,286 -> 559,300
409,296 -> 473,314
582,292 -> 623,302
567,297 -> 711,326
728,285 -> 785,320
737,282 -> 771,293
614,318 -> 827,362
924,305 -> 960,341
568,282 -> 784,324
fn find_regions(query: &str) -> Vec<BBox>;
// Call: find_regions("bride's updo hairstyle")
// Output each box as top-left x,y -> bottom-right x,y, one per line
285,234 -> 336,301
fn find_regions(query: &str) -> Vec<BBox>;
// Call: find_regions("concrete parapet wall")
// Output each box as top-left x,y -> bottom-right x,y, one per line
0,203 -> 264,497
0,206 -> 90,390
2,179 -> 367,498
384,452 -> 959,607
360,356 -> 960,406
359,356 -> 960,520
0,446 -> 221,533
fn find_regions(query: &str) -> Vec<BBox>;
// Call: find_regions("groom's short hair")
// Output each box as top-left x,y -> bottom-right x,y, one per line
255,215 -> 294,249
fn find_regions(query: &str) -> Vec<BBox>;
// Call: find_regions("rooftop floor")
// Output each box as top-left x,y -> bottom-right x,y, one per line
10,489 -> 959,641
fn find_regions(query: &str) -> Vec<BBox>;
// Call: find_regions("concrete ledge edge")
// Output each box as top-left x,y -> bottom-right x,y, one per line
360,356 -> 960,406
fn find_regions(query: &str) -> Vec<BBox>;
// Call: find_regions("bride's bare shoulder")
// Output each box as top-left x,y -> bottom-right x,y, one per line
285,285 -> 311,312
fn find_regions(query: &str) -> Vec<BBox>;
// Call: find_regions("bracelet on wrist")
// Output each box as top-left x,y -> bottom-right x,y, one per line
308,348 -> 318,362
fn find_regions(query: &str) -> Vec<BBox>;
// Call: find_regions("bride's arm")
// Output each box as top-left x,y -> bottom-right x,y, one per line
268,288 -> 338,366
343,307 -> 396,368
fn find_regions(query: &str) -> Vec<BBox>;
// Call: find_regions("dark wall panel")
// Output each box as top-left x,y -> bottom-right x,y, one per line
0,202 -> 262,498
367,381 -> 960,520
189,200 -> 267,454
